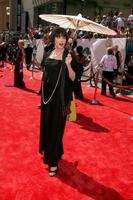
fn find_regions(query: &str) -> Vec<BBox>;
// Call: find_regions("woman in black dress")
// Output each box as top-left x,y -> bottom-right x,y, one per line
39,27 -> 76,176
13,40 -> 25,88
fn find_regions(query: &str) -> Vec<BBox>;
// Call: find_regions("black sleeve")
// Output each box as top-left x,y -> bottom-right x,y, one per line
40,50 -> 52,70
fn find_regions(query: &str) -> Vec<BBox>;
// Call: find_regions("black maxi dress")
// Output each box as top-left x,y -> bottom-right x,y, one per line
39,51 -> 74,167
13,47 -> 25,88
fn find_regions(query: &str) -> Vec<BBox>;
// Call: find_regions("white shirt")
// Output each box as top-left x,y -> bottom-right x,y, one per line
100,54 -> 117,72
28,38 -> 36,48
116,17 -> 125,28
127,14 -> 133,29
128,14 -> 133,22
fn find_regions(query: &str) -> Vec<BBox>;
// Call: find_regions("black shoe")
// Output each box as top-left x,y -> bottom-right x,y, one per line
49,166 -> 58,177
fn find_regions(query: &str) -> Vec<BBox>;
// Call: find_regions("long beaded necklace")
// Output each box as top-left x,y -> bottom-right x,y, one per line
42,65 -> 62,105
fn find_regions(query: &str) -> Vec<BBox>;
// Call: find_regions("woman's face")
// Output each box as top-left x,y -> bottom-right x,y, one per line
18,42 -> 24,49
54,35 -> 66,49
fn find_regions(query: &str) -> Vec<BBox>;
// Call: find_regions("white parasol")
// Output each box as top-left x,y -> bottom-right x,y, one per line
39,13 -> 117,36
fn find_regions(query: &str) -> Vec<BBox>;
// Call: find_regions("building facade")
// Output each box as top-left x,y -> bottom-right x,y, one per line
0,0 -> 132,32
0,0 -> 9,31
6,0 -> 64,32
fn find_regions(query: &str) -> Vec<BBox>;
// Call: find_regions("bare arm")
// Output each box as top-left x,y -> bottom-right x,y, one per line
65,53 -> 75,81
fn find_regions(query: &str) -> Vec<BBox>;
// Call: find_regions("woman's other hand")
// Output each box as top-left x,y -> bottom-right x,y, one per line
65,53 -> 72,67
65,53 -> 75,81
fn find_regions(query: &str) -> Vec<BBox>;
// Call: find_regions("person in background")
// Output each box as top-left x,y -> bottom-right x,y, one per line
7,43 -> 15,64
73,45 -> 85,100
24,42 -> 33,70
127,9 -> 133,34
66,39 -> 84,100
0,42 -> 6,68
100,15 -> 107,26
113,45 -> 123,94
113,45 -> 122,73
99,47 -> 117,97
116,12 -> 125,34
13,40 -> 25,88
39,27 -> 75,176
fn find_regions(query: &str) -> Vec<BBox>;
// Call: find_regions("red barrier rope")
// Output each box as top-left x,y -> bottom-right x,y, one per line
102,76 -> 133,89
124,71 -> 133,79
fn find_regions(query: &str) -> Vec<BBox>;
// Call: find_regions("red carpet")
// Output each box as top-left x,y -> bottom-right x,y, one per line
0,65 -> 133,200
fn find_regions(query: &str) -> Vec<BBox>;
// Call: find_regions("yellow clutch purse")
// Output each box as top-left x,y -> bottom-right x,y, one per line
67,92 -> 77,122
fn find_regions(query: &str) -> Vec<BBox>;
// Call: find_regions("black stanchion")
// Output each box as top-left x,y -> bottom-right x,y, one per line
30,50 -> 36,80
90,69 -> 100,105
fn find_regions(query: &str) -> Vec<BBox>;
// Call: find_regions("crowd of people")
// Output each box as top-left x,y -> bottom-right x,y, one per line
93,9 -> 133,38
0,8 -> 133,43
0,21 -> 133,92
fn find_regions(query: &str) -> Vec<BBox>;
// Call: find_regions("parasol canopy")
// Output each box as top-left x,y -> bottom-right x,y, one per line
39,13 -> 117,36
